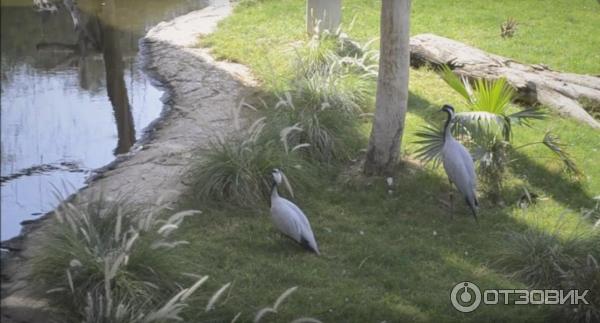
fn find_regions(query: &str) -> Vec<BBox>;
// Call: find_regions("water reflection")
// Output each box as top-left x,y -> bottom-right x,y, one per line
98,0 -> 137,154
1,0 -> 208,240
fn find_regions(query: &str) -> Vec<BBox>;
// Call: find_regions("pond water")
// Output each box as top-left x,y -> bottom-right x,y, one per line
0,0 -> 208,240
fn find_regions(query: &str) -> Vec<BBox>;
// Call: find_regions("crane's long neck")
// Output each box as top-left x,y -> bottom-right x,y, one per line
443,111 -> 453,142
271,181 -> 279,201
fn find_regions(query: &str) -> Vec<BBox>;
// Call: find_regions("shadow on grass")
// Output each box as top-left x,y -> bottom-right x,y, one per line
408,91 -> 444,124
509,149 -> 593,211
174,86 -> 588,322
176,154 -> 559,322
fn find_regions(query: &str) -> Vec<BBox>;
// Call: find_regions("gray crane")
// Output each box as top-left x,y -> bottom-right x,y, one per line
440,105 -> 479,222
270,169 -> 320,254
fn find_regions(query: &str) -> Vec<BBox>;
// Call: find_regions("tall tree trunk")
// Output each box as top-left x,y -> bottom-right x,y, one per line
306,0 -> 341,35
364,0 -> 411,176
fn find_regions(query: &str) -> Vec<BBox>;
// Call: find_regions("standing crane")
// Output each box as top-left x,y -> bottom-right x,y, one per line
440,105 -> 479,222
270,169 -> 320,254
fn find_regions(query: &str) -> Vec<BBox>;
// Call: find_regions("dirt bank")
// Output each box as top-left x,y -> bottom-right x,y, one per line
1,2 -> 256,321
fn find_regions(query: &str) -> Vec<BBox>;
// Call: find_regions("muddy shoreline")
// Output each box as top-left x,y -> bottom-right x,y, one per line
1,2 -> 257,321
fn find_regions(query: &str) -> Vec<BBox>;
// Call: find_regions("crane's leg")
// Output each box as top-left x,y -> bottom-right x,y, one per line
449,192 -> 454,219
448,180 -> 454,220
466,197 -> 479,224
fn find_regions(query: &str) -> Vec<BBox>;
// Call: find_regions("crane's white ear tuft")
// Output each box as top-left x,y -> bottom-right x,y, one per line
280,171 -> 294,198
271,169 -> 282,185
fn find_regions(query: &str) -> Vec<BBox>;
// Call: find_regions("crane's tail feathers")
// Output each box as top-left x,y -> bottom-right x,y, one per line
466,197 -> 478,223
300,236 -> 320,255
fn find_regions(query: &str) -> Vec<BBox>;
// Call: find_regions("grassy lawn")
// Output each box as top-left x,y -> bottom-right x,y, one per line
176,0 -> 600,322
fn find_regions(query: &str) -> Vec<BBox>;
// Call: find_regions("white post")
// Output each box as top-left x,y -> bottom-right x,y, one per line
306,0 -> 342,35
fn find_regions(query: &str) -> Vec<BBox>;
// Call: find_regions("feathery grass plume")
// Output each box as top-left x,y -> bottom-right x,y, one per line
230,312 -> 242,323
267,94 -> 364,163
296,22 -> 378,77
280,123 -> 304,154
253,288 -> 294,322
143,276 -> 210,322
285,27 -> 375,161
31,193 -> 202,322
206,282 -> 232,312
252,287 -> 321,323
292,58 -> 374,116
291,318 -> 323,323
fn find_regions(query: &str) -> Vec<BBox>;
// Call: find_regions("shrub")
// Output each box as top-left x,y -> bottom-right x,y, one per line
267,93 -> 365,163
556,254 -> 600,323
294,27 -> 378,80
292,29 -> 376,115
280,30 -> 375,163
191,117 -> 313,207
32,195 -> 323,322
497,220 -> 600,322
31,195 -> 206,322
192,31 -> 374,206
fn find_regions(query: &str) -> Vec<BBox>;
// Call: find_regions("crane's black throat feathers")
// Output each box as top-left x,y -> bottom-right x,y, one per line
442,105 -> 454,141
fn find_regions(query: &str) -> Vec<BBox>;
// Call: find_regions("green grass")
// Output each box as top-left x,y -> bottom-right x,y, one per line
204,0 -> 600,78
180,0 -> 600,321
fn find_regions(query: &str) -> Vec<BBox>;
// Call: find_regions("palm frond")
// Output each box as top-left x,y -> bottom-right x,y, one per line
413,124 -> 445,166
507,107 -> 546,127
542,132 -> 582,177
470,77 -> 514,114
439,65 -> 471,101
454,111 -> 507,131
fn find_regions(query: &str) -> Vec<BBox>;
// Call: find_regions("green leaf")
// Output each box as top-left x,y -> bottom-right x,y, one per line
507,107 -> 546,127
470,77 -> 514,114
454,111 -> 507,141
413,124 -> 445,167
438,65 -> 471,102
542,131 -> 582,177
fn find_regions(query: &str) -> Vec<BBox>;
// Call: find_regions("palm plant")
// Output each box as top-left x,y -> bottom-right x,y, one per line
414,65 -> 580,202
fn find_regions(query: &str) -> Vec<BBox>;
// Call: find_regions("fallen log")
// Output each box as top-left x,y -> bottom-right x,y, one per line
409,33 -> 600,129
